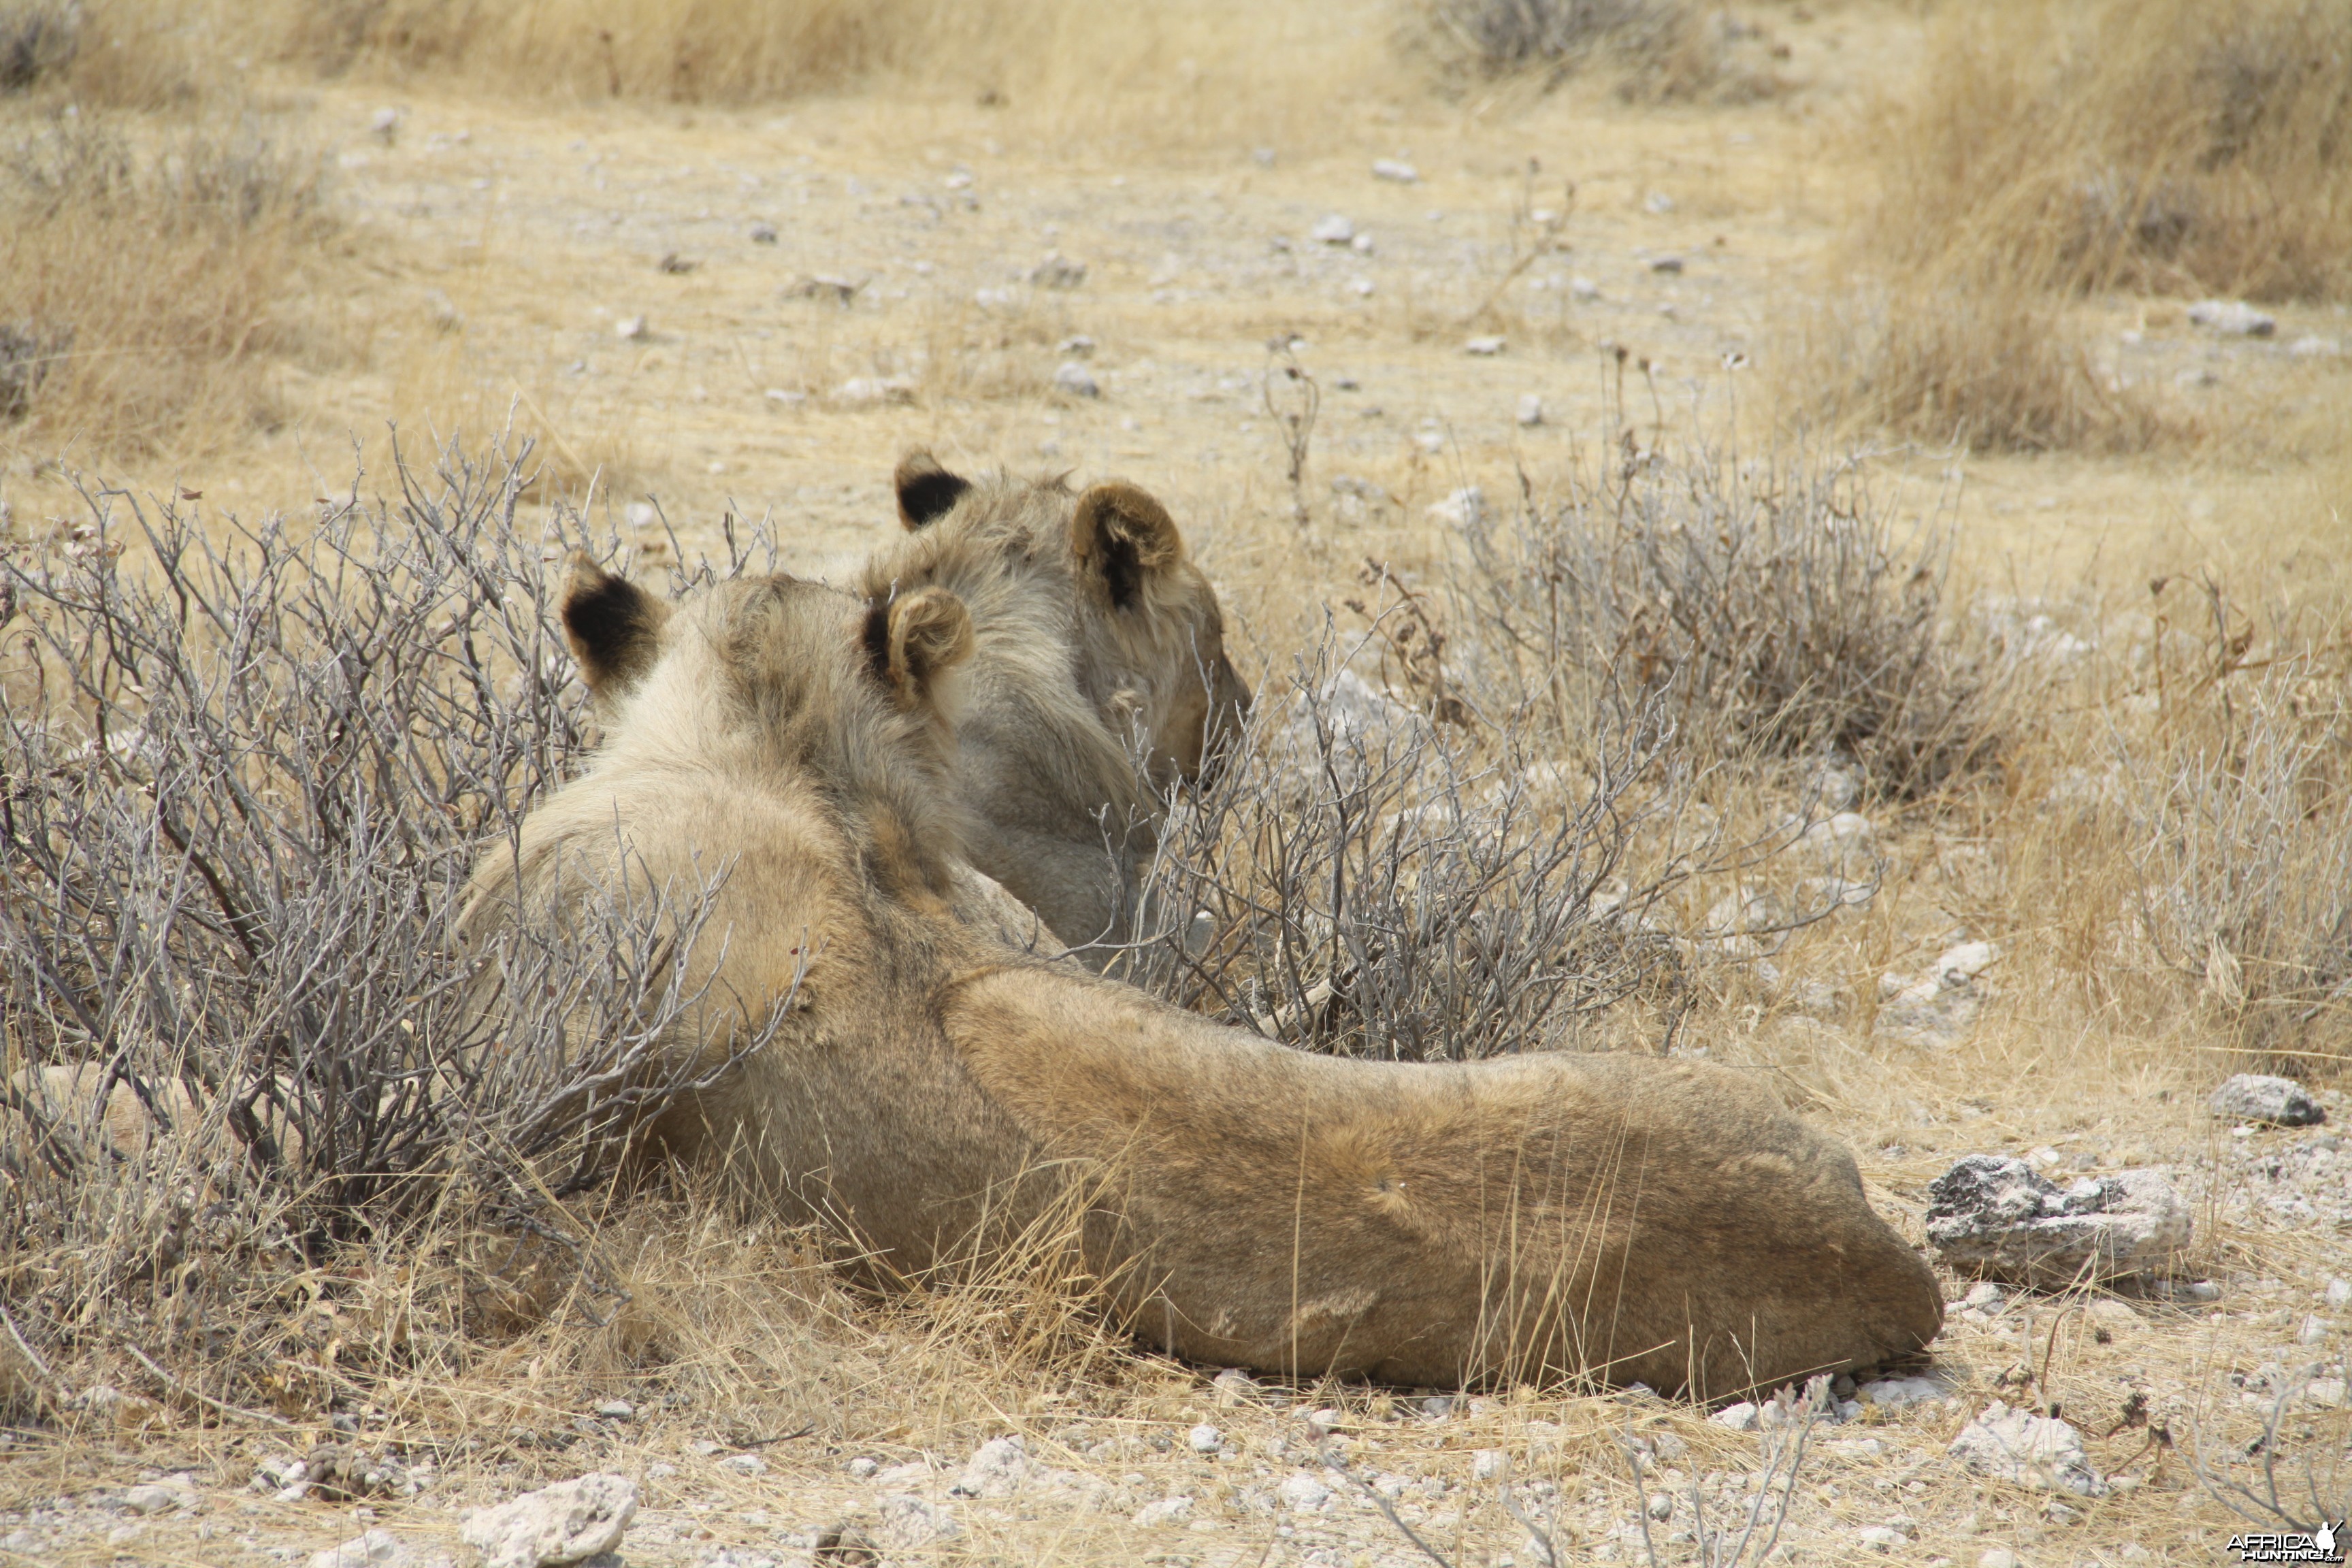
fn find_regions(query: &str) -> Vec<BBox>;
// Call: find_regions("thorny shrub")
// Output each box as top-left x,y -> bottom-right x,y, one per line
0,446 -> 783,1424
1446,431 -> 2000,798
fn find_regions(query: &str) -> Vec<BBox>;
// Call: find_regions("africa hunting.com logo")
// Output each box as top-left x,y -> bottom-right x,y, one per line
2228,1521 -> 2345,1564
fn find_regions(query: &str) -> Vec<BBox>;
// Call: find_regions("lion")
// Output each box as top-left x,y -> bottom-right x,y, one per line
457,557 -> 1942,1398
855,453 -> 1252,956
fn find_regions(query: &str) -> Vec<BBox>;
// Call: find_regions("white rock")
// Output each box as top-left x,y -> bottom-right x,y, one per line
1187,1424 -> 1223,1454
1053,361 -> 1100,397
1858,1375 -> 1947,1411
1427,486 -> 1486,528
1858,1526 -> 1909,1550
2187,299 -> 2276,336
875,1494 -> 960,1549
1978,1550 -> 2021,1568
1211,1367 -> 1256,1403
461,1473 -> 638,1568
1516,393 -> 1544,426
1311,214 -> 1356,245
1057,333 -> 1096,357
1134,1497 -> 1195,1527
1646,1493 -> 1674,1520
1962,1281 -> 2004,1310
2210,1073 -> 2326,1126
845,1456 -> 879,1480
1570,276 -> 1601,301
2327,1277 -> 2351,1309
1801,811 -> 1876,866
2288,334 -> 2342,358
122,1483 -> 190,1516
1278,1473 -> 1333,1510
2305,1377 -> 2347,1408
1709,1401 -> 1761,1431
306,1529 -> 408,1568
1471,1448 -> 1507,1481
613,315 -> 649,340
593,1400 -> 633,1421
1350,276 -> 1375,296
1927,1155 -> 2191,1284
954,1436 -> 1032,1498
1875,940 -> 2000,1047
370,108 -> 402,139
1372,159 -> 1419,184
1947,1402 -> 2106,1497
834,374 -> 916,406
747,222 -> 777,244
1464,335 -> 1507,356
717,1452 -> 766,1477
1351,232 -> 1375,255
1644,191 -> 1676,214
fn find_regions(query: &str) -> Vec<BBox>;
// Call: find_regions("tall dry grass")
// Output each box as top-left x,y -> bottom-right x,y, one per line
1795,0 -> 2352,451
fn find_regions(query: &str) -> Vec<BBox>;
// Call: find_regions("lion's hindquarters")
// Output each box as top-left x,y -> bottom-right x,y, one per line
941,970 -> 1940,1394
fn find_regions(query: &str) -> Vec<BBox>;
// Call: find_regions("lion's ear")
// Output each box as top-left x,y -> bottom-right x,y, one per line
894,448 -> 972,530
864,586 -> 975,713
561,555 -> 669,695
1070,481 -> 1183,610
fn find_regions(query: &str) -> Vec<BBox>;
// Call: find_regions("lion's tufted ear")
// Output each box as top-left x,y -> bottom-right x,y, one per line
561,555 -> 670,696
894,448 -> 973,530
864,585 -> 975,714
1069,480 -> 1183,611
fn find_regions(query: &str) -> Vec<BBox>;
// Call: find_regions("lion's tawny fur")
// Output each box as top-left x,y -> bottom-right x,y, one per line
858,456 -> 1252,953
460,563 -> 1942,1397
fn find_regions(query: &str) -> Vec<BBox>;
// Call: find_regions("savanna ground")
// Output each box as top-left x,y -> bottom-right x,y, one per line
2,2 -> 2350,1565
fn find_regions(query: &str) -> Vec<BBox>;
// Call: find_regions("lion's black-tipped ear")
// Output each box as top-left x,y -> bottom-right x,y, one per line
1070,481 -> 1183,611
562,555 -> 669,695
863,585 -> 975,712
894,449 -> 972,530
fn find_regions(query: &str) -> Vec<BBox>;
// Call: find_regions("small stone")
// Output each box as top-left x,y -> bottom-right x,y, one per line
1647,1493 -> 1674,1521
1311,214 -> 1356,245
834,374 -> 917,406
1252,147 -> 1277,167
1056,333 -> 1096,357
2210,1073 -> 2325,1127
1134,1497 -> 1195,1527
1649,255 -> 1684,274
953,1436 -> 1032,1499
1644,191 -> 1676,214
2187,299 -> 2276,336
2288,335 -> 2342,358
122,1483 -> 189,1516
1372,159 -> 1419,183
1427,487 -> 1486,529
1710,1401 -> 1761,1431
762,387 -> 805,405
2298,1314 -> 2329,1345
1277,1473 -> 1333,1510
1464,334 -> 1506,355
613,315 -> 649,340
747,223 -> 778,244
1211,1367 -> 1256,1403
1570,276 -> 1601,301
1516,393 -> 1544,426
1948,1402 -> 2106,1497
1351,231 -> 1375,255
645,1463 -> 676,1480
1350,276 -> 1376,296
2326,1277 -> 2351,1309
593,1400 -> 633,1422
1978,1550 -> 2021,1568
306,1529 -> 408,1568
875,1494 -> 960,1549
1187,1424 -> 1222,1454
1030,253 -> 1088,289
370,108 -> 402,142
1053,361 -> 1100,397
1858,1375 -> 1947,1411
1927,1154 -> 2191,1284
1858,1526 -> 1908,1550
846,1456 -> 879,1480
1471,1449 -> 1507,1481
718,1452 -> 766,1477
460,1473 -> 638,1568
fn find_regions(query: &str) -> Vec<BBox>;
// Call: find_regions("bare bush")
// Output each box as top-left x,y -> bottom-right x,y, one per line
1422,0 -> 1779,103
2117,647 -> 2352,1067
1446,434 -> 1998,798
0,3 -> 77,95
0,444 -> 779,1419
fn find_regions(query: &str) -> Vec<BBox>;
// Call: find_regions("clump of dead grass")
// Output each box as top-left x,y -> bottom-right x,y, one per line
1417,0 -> 1788,104
0,103 -> 329,460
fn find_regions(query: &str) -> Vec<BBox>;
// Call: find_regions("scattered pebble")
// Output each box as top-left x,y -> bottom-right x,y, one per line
1426,487 -> 1486,528
460,1473 -> 638,1568
613,315 -> 649,340
1053,361 -> 1100,397
1371,159 -> 1419,183
593,1400 -> 633,1421
2288,334 -> 2342,358
718,1453 -> 766,1477
1463,335 -> 1506,355
306,1529 -> 408,1568
1134,1497 -> 1194,1526
1187,1423 -> 1222,1453
1030,252 -> 1088,289
1311,215 -> 1356,246
747,223 -> 777,244
1709,1401 -> 1760,1431
1570,276 -> 1601,301
1516,393 -> 1544,426
1649,255 -> 1684,274
1948,1403 -> 2106,1497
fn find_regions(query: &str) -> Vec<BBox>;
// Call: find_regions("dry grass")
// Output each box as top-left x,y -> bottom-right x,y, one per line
1793,0 -> 2352,453
0,101 -> 330,463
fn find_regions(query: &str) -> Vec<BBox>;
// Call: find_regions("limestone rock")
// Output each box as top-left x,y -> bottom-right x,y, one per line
306,1530 -> 409,1568
1874,940 -> 1997,1047
1925,1154 -> 2191,1284
952,1436 -> 1032,1499
2210,1073 -> 2325,1127
2187,299 -> 2276,336
1947,1402 -> 2106,1496
460,1474 -> 637,1568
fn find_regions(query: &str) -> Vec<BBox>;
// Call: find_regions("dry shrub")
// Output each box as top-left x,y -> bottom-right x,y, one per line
2114,646 -> 2352,1073
0,446 -> 778,1423
0,105 -> 328,459
1449,433 -> 2000,798
1418,0 -> 1784,103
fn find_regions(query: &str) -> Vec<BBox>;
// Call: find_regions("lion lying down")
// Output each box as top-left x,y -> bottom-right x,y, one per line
457,559 -> 1942,1398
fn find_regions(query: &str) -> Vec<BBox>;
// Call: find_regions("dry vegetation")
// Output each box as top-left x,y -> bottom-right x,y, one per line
1,1 -> 2351,1565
